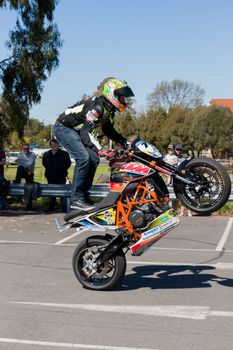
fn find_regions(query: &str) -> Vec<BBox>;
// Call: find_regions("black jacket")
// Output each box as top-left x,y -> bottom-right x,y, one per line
42,149 -> 71,183
56,96 -> 126,152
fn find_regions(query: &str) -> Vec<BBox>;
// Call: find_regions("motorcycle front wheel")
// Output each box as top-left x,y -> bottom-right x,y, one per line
174,157 -> 231,215
72,237 -> 126,291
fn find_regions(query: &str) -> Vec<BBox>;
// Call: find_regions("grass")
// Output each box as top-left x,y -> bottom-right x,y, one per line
216,202 -> 233,216
5,159 -> 110,184
4,159 -> 110,210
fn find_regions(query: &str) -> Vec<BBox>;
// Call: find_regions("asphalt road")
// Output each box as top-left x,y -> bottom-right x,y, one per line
0,211 -> 233,350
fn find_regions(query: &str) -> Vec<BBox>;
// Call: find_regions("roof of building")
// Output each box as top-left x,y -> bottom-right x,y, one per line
210,99 -> 233,112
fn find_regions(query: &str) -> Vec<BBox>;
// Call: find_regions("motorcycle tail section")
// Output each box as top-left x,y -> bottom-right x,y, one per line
130,209 -> 180,256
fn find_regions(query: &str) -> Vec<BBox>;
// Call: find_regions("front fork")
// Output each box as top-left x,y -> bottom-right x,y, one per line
85,232 -> 130,276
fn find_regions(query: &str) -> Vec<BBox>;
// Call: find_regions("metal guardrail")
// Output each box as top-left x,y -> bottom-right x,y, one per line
6,182 -> 233,201
7,183 -> 109,198
93,185 -> 233,201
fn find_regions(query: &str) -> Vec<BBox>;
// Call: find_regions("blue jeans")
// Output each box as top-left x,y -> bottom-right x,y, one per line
15,166 -> 34,183
54,122 -> 100,201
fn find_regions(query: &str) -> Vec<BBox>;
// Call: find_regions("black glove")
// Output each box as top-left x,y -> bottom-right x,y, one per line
118,138 -> 127,149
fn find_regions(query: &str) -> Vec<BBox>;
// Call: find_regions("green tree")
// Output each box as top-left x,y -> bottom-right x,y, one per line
24,118 -> 51,146
0,95 -> 28,146
159,107 -> 192,152
188,106 -> 210,156
4,130 -> 21,150
187,106 -> 233,157
136,108 -> 168,150
0,0 -> 62,143
205,106 -> 233,158
114,110 -> 137,138
147,79 -> 205,111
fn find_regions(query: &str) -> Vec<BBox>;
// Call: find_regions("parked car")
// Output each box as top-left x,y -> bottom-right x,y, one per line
6,151 -> 20,165
31,148 -> 50,158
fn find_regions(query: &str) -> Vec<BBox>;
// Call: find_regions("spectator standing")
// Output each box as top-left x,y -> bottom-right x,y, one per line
0,148 -> 6,179
42,139 -> 71,212
0,148 -> 9,210
164,144 -> 179,166
174,144 -> 185,165
15,144 -> 36,184
163,145 -> 178,185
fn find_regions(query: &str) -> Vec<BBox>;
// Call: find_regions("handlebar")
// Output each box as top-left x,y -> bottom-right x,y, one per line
98,150 -> 130,159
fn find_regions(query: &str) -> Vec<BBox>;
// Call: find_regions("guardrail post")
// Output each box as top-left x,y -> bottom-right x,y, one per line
66,197 -> 71,213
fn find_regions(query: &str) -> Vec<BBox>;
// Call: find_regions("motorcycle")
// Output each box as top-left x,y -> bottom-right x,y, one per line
56,139 -> 231,291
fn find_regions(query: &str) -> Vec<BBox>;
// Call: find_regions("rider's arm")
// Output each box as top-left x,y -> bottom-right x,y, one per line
79,123 -> 100,153
101,119 -> 126,145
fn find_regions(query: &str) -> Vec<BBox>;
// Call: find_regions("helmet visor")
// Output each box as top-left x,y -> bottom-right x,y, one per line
114,86 -> 135,98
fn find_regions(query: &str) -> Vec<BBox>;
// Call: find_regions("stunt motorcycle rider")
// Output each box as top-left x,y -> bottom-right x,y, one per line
57,135 -> 231,291
54,79 -> 134,211
54,94 -> 231,291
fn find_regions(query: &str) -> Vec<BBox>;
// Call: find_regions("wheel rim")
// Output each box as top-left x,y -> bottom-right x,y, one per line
76,244 -> 116,287
180,164 -> 225,209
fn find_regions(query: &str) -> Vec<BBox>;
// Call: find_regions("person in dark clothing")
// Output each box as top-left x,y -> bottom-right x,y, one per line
54,78 -> 134,211
0,149 -> 6,178
42,139 -> 71,212
0,148 -> 10,210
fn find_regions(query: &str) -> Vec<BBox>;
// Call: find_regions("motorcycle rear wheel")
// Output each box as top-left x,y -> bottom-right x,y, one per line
72,237 -> 126,291
175,157 -> 231,215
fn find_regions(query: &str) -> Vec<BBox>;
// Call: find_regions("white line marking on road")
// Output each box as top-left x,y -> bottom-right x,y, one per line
216,218 -> 233,251
215,262 -> 233,269
13,302 -> 233,321
54,231 -> 83,245
0,338 -> 157,350
210,311 -> 233,318
13,301 -> 210,320
1,240 -> 233,270
151,247 -> 219,252
0,240 -> 55,246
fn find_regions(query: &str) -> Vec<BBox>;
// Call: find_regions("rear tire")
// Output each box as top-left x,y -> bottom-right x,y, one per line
72,237 -> 126,291
175,157 -> 231,214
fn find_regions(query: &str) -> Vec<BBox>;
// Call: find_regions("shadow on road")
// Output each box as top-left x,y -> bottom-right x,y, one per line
116,264 -> 233,291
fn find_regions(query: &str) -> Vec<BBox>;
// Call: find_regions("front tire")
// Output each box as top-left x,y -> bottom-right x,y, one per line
72,237 -> 126,291
174,157 -> 231,214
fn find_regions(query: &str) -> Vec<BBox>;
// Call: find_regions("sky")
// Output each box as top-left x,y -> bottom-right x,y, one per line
0,0 -> 233,124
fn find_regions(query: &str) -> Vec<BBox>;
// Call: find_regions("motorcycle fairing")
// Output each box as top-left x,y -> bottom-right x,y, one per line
120,162 -> 152,175
65,177 -> 163,231
135,140 -> 162,159
91,208 -> 116,225
130,209 -> 180,256
110,182 -> 128,192
69,206 -> 118,228
110,162 -> 154,185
